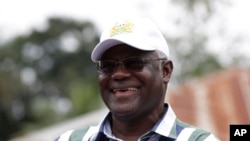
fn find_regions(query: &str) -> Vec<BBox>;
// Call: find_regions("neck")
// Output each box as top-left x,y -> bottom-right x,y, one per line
111,105 -> 165,141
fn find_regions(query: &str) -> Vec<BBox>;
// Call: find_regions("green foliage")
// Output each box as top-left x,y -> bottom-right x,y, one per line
69,81 -> 101,116
0,17 -> 101,140
165,0 -> 238,84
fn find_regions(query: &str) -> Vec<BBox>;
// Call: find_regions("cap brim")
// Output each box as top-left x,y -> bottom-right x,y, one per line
91,38 -> 155,61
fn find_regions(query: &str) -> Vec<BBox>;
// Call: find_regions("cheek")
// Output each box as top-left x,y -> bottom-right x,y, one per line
140,65 -> 162,82
98,74 -> 108,90
98,75 -> 110,104
141,67 -> 164,93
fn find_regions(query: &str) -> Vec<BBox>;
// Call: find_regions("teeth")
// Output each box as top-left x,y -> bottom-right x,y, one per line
128,88 -> 137,91
113,87 -> 137,92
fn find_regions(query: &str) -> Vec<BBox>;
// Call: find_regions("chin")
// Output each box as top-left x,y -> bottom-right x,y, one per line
110,106 -> 141,121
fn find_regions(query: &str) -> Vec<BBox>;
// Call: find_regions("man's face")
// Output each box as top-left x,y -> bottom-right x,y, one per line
98,44 -> 171,120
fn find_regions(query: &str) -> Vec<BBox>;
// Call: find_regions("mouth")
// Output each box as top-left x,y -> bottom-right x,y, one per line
112,87 -> 138,94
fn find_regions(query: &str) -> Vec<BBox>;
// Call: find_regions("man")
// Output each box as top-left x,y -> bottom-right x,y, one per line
56,17 -> 219,141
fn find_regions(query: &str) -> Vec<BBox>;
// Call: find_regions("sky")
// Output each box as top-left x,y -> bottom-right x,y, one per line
0,0 -> 249,60
0,0 -> 148,41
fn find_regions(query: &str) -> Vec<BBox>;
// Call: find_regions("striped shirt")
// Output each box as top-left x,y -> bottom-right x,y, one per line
55,103 -> 220,141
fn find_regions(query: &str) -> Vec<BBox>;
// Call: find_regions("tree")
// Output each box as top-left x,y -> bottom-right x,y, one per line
163,0 -> 246,84
0,17 -> 101,140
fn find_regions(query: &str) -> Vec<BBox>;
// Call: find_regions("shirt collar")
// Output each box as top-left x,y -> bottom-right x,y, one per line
97,103 -> 178,140
153,103 -> 178,139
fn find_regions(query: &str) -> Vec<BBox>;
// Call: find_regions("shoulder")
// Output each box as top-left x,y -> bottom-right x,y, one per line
179,128 -> 220,141
55,127 -> 91,141
176,120 -> 220,141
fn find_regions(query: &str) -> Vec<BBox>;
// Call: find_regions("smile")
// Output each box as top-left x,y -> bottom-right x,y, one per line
112,87 -> 138,93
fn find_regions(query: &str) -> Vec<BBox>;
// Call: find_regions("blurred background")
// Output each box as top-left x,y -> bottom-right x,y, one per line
0,0 -> 249,141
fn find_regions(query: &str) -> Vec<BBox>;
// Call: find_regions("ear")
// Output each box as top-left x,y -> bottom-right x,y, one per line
162,60 -> 173,83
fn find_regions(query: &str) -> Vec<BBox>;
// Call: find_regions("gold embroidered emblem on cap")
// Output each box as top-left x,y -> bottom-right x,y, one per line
110,21 -> 134,37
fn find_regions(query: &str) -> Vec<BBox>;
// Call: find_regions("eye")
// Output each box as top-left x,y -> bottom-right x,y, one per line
124,58 -> 144,69
99,60 -> 115,71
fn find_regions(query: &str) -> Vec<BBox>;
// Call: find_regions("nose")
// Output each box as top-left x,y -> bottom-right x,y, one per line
113,62 -> 127,73
111,62 -> 130,80
115,62 -> 125,69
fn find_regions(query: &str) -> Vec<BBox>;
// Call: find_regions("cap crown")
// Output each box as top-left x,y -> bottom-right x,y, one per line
91,17 -> 169,61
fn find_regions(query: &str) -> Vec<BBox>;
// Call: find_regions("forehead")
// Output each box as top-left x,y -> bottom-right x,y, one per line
101,44 -> 157,60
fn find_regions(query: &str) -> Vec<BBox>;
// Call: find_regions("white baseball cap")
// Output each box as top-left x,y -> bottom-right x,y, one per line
91,17 -> 169,61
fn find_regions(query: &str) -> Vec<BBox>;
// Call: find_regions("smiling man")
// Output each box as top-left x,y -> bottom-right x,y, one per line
55,17 -> 220,141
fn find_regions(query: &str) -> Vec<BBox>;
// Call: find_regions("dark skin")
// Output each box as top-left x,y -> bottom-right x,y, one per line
98,44 -> 173,141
